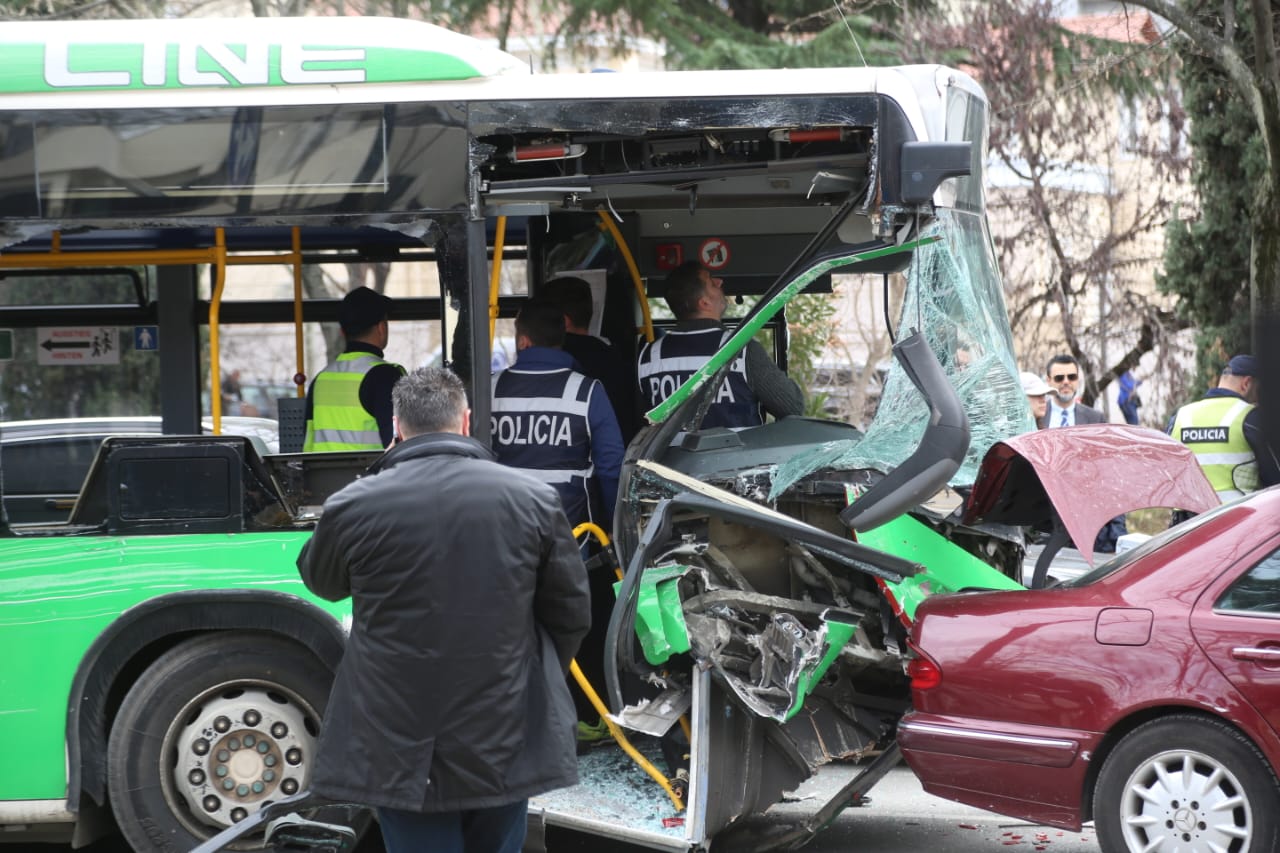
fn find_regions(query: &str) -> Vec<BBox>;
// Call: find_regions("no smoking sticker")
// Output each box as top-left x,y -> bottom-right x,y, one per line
699,238 -> 730,270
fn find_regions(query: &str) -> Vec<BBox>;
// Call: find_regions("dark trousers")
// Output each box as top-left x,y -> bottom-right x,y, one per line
376,799 -> 528,853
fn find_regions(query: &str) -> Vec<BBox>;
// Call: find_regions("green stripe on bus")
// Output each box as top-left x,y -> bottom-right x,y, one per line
0,43 -> 486,93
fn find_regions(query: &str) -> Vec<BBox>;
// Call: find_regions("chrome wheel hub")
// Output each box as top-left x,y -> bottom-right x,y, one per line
1119,749 -> 1252,853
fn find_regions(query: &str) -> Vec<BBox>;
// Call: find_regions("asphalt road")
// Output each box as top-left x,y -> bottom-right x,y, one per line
42,766 -> 1100,853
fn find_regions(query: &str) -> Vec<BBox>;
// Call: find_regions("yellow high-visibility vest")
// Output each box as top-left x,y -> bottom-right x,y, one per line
1171,395 -> 1258,499
303,352 -> 398,452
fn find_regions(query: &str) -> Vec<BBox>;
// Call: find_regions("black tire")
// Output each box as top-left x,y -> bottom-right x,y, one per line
1094,714 -> 1280,853
107,632 -> 334,852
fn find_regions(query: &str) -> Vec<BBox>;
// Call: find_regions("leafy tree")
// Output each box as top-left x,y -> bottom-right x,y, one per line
1155,0 -> 1259,385
534,0 -> 929,70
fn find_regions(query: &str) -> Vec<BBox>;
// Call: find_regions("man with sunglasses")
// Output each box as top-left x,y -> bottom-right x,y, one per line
1040,354 -> 1104,429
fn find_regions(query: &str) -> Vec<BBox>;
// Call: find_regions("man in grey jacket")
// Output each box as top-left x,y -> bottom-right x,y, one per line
298,366 -> 590,853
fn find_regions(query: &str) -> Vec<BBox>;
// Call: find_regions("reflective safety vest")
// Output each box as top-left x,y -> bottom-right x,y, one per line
303,352 -> 399,452
636,327 -> 761,428
1171,395 -> 1258,500
491,366 -> 595,526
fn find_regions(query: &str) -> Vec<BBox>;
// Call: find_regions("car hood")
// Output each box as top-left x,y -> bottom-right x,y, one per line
962,424 -> 1220,565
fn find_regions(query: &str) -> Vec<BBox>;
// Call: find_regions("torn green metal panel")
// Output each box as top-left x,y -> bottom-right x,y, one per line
857,511 -> 1023,622
621,565 -> 692,665
783,613 -> 858,721
645,236 -> 939,424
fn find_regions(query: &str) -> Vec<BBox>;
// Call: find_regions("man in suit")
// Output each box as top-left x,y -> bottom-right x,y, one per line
1039,354 -> 1105,429
1038,353 -> 1123,551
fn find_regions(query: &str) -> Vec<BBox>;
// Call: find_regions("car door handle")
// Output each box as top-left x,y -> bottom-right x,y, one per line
1231,646 -> 1280,663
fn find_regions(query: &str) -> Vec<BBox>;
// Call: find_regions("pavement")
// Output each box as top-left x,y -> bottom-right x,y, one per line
544,764 -> 1100,852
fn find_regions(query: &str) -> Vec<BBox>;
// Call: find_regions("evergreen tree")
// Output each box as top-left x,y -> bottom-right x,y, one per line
1156,0 -> 1261,382
1123,0 -> 1280,348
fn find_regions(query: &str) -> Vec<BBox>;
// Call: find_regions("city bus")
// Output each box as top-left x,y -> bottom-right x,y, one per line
0,16 -> 1030,852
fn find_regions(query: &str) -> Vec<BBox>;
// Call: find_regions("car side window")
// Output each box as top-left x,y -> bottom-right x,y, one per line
4,436 -> 104,494
1216,545 -> 1280,615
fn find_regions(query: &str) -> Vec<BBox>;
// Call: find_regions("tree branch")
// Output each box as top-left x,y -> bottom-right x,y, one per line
1120,1 -> 1266,153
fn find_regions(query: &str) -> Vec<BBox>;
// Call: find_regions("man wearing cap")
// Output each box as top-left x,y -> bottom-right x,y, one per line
1169,354 -> 1280,500
1019,371 -> 1052,427
303,286 -> 407,452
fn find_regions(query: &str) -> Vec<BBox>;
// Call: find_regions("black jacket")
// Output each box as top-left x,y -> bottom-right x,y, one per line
297,432 -> 591,812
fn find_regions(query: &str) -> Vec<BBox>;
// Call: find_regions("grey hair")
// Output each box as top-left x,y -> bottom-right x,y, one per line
392,366 -> 468,436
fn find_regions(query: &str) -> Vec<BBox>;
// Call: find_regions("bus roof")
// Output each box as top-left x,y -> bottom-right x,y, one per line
0,16 -> 980,127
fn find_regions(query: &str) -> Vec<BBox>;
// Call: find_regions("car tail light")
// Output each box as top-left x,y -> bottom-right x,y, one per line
907,651 -> 942,691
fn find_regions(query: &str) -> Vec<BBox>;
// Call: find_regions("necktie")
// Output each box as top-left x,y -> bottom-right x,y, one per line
1059,408 -> 1069,427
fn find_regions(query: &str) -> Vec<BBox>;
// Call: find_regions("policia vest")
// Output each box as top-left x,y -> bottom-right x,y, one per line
1171,395 -> 1259,500
636,327 -> 762,429
491,367 -> 596,526
303,352 -> 403,452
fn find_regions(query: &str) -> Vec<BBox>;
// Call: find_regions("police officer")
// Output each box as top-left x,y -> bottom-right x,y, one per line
637,261 -> 802,428
303,286 -> 406,451
1170,354 -> 1280,500
491,298 -> 624,529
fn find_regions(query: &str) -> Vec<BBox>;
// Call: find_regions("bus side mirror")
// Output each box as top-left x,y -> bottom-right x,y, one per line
900,141 -> 971,204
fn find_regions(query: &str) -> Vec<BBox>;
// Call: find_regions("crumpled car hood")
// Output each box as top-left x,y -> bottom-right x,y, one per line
962,424 -> 1220,565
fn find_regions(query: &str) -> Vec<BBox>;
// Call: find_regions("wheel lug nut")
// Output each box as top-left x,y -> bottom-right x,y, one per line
214,716 -> 231,733
231,807 -> 248,822
192,739 -> 210,756
282,778 -> 299,795
271,722 -> 288,738
202,796 -> 220,812
189,769 -> 206,785
285,748 -> 302,765
244,710 -> 261,726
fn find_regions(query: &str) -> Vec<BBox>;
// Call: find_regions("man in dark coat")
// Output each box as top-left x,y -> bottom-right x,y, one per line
297,366 -> 591,853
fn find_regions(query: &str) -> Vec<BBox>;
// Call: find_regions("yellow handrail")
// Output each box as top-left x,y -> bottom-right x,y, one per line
596,211 -> 655,343
208,228 -> 228,435
570,520 -> 685,812
569,661 -> 685,812
489,216 -> 507,344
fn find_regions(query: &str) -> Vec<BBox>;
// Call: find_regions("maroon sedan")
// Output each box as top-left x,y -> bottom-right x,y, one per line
899,485 -> 1280,852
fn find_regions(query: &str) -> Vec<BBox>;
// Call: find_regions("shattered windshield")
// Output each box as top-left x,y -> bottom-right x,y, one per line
773,208 -> 1030,497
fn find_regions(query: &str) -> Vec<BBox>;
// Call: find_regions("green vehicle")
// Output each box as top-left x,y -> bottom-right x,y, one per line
0,15 -> 1039,853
